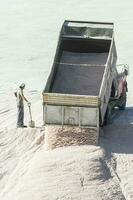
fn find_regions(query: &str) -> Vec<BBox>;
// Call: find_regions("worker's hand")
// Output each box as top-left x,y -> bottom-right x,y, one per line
27,102 -> 31,107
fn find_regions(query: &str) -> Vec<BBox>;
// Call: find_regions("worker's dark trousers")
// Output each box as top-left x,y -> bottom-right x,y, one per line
17,105 -> 24,127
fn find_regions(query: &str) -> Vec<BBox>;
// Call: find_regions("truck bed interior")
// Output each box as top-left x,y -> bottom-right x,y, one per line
50,38 -> 111,96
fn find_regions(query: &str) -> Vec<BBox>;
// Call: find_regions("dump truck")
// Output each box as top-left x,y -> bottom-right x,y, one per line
42,20 -> 128,142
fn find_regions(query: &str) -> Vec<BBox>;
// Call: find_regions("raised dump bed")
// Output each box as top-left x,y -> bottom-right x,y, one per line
42,21 -> 117,143
51,52 -> 107,96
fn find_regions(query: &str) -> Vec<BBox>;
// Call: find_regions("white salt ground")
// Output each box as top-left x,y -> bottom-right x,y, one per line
0,143 -> 125,200
0,0 -> 133,199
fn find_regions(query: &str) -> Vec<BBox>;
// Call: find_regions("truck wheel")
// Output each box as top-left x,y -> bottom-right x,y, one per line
104,105 -> 112,125
119,87 -> 127,110
111,83 -> 116,97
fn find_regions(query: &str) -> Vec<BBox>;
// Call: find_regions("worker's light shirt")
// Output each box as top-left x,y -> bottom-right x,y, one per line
17,88 -> 24,106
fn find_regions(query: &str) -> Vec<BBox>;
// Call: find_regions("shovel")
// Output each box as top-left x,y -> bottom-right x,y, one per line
28,104 -> 35,128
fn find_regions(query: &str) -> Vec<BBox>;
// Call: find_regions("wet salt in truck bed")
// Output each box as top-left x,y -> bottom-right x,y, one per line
42,20 -> 117,137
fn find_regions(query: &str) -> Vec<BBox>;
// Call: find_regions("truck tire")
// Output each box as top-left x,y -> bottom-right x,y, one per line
111,83 -> 116,97
104,105 -> 112,125
119,86 -> 127,110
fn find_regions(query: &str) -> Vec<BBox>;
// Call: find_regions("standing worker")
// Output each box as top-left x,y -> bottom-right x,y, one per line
16,83 -> 31,128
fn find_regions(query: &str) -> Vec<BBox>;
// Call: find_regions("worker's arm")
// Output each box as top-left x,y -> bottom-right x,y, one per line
22,94 -> 28,102
21,90 -> 30,103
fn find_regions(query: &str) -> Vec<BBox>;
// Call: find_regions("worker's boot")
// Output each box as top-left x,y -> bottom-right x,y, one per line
17,125 -> 27,128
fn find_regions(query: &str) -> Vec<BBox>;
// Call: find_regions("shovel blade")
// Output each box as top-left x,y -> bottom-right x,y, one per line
29,120 -> 35,128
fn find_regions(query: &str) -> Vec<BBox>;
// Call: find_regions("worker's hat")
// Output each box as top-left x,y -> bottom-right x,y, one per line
20,83 -> 25,88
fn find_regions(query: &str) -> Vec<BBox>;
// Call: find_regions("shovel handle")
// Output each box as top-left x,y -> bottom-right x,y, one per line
28,105 -> 32,121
